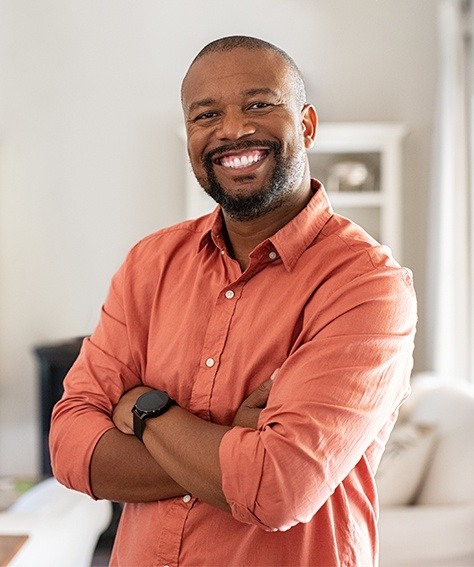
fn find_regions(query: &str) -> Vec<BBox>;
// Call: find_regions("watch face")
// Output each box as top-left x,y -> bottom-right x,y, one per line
133,390 -> 175,442
138,390 -> 170,412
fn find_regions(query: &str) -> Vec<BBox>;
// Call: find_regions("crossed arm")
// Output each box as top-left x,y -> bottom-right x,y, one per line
90,375 -> 275,510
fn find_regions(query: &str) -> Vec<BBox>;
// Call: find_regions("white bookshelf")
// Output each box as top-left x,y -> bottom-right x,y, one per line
311,122 -> 406,260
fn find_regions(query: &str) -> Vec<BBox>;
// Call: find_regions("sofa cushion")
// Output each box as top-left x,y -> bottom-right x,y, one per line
376,421 -> 437,506
411,384 -> 474,505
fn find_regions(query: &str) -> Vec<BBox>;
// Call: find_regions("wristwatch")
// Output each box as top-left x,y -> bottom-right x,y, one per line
132,390 -> 175,442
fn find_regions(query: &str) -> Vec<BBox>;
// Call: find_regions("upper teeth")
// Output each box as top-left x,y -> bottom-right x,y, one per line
221,153 -> 263,169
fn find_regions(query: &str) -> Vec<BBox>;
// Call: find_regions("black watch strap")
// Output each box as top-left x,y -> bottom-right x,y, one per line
133,411 -> 146,442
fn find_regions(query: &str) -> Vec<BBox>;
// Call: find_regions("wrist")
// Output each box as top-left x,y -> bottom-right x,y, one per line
132,390 -> 176,442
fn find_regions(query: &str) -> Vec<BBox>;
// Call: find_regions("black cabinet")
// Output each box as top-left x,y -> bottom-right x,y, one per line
34,336 -> 120,552
34,337 -> 85,476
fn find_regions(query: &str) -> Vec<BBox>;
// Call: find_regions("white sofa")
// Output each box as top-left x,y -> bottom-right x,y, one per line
0,477 -> 112,567
378,374 -> 474,567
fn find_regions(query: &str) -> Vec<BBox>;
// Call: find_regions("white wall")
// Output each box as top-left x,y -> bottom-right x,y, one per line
0,0 -> 438,476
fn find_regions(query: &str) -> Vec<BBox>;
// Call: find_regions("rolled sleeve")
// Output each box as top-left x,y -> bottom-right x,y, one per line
49,259 -> 143,496
220,266 -> 416,531
220,423 -> 324,532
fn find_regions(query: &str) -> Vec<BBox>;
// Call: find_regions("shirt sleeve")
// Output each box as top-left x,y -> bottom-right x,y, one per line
219,264 -> 417,531
49,256 -> 143,497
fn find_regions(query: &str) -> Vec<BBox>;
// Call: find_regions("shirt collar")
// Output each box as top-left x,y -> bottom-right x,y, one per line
270,179 -> 333,270
197,206 -> 225,253
198,179 -> 333,270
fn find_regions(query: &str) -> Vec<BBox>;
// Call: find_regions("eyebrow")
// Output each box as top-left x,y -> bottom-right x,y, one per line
187,88 -> 280,114
187,98 -> 216,113
243,88 -> 279,98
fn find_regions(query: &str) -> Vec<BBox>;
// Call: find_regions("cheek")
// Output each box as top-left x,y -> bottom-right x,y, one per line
187,145 -> 210,188
187,145 -> 203,175
186,130 -> 207,165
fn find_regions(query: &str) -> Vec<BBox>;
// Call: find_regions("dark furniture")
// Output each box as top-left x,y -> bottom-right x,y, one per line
34,337 -> 85,476
34,337 -> 120,553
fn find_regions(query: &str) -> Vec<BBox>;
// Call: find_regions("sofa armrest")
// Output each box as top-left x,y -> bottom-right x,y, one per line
379,504 -> 474,567
0,478 -> 112,567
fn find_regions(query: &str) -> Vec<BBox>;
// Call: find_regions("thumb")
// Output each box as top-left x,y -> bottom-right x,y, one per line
247,369 -> 279,408
270,368 -> 279,381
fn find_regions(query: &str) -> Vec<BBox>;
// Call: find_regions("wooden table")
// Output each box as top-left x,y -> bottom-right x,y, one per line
0,535 -> 28,566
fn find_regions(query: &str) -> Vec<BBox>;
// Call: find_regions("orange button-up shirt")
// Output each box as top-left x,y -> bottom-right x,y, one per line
50,180 -> 416,567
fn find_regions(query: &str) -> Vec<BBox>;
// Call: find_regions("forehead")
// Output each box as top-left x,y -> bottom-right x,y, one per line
182,48 -> 293,110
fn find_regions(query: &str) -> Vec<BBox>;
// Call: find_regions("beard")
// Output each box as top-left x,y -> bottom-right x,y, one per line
196,139 -> 306,222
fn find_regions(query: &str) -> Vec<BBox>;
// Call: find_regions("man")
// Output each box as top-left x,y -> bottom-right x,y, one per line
50,36 -> 417,566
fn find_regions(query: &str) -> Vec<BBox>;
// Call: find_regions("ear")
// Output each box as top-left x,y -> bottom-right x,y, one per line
301,104 -> 318,149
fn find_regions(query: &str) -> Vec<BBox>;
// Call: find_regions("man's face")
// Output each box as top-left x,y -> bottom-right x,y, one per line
181,48 -> 315,221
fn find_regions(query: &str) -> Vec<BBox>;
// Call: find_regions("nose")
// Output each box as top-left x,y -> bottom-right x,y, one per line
216,108 -> 256,141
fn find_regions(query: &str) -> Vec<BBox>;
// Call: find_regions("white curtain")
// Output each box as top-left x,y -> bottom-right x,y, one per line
428,0 -> 472,381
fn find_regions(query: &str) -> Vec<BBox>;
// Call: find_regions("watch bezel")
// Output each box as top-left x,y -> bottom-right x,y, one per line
132,390 -> 175,441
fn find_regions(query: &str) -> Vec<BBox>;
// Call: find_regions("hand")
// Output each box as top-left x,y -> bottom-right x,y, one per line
232,369 -> 278,429
113,386 -> 153,435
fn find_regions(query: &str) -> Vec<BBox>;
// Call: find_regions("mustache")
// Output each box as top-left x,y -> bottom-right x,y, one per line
203,139 -> 281,165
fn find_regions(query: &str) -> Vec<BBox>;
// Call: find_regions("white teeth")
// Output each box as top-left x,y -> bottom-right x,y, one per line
222,153 -> 263,169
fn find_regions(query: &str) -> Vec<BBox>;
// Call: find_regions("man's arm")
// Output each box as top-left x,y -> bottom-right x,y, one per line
88,385 -> 186,502
90,376 -> 274,504
90,428 -> 187,502
144,406 -> 231,511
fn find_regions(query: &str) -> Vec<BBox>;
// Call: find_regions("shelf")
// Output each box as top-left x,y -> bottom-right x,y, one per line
309,122 -> 406,259
327,191 -> 383,208
315,123 -> 407,152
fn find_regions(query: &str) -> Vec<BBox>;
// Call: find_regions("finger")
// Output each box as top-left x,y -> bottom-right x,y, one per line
247,377 -> 274,408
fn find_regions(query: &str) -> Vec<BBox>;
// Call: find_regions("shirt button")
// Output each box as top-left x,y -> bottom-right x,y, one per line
225,290 -> 235,299
183,494 -> 192,503
269,251 -> 278,260
205,358 -> 215,368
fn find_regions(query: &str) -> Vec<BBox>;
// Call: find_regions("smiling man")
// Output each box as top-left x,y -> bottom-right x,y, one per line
50,36 -> 417,566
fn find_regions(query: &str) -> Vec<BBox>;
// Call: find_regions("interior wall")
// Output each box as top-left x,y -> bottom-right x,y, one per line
0,0 -> 438,476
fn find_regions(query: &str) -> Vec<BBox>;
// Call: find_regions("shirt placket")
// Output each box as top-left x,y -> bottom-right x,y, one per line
154,496 -> 197,567
189,279 -> 244,419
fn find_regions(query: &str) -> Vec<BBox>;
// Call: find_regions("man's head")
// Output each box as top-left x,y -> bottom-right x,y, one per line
182,36 -> 307,109
181,36 -> 317,222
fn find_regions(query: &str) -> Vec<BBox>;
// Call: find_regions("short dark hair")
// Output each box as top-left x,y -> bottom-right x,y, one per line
182,35 -> 307,106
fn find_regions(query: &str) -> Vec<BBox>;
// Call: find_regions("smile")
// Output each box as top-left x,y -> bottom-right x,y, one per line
216,149 -> 269,170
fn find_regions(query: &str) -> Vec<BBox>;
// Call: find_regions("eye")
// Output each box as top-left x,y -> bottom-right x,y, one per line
248,102 -> 274,111
194,111 -> 219,122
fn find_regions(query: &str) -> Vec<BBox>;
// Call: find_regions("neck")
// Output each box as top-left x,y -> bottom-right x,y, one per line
222,180 -> 313,271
